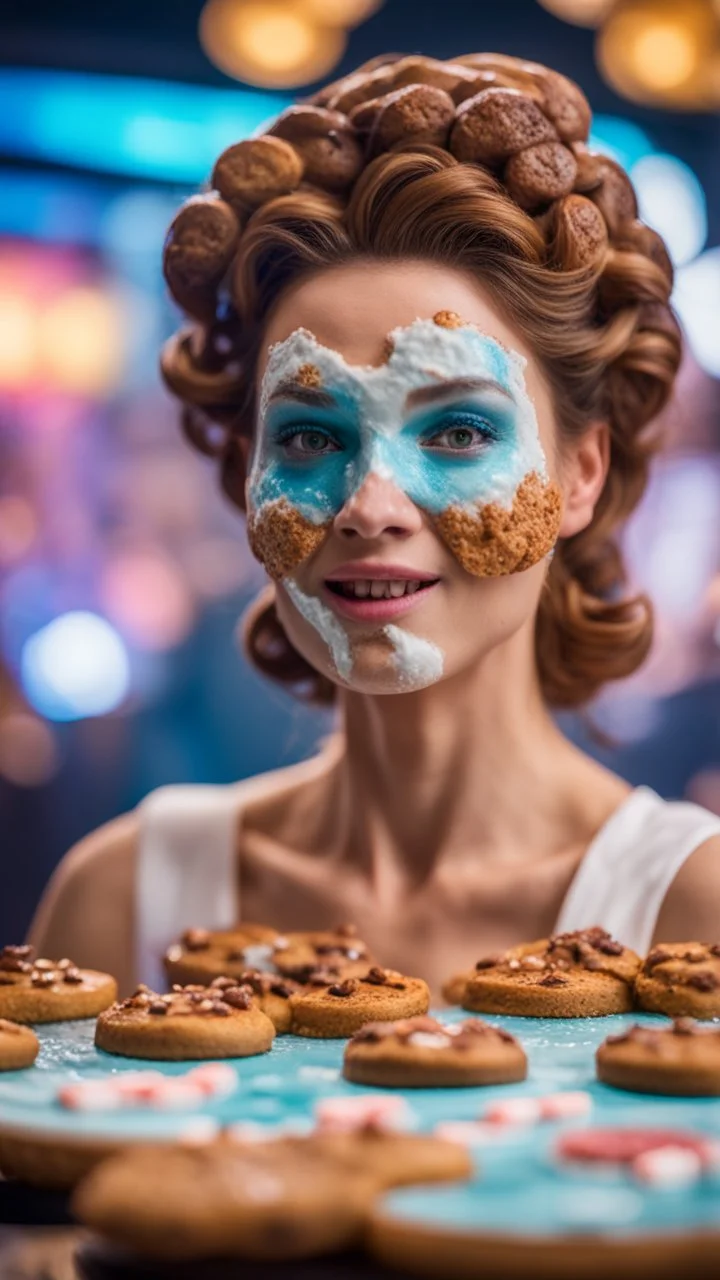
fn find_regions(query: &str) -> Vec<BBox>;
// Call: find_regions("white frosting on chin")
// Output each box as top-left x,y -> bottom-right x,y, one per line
283,578 -> 353,680
383,625 -> 444,689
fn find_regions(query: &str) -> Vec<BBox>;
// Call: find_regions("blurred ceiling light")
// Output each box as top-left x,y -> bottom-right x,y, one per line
537,0 -> 616,27
295,0 -> 383,26
673,247 -> 720,378
21,611 -> 131,721
200,0 -> 346,88
0,291 -> 37,388
0,712 -> 58,787
597,0 -> 720,108
631,153 -> 707,266
39,286 -> 124,398
101,550 -> 195,651
0,497 -> 38,566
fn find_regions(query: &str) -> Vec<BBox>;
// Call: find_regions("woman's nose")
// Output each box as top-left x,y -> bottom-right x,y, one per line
333,471 -> 424,541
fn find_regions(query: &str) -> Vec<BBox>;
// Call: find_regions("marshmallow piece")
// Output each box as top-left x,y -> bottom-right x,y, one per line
314,1094 -> 412,1133
188,1063 -> 237,1098
633,1145 -> 703,1189
484,1097 -> 542,1126
434,1121 -> 500,1147
539,1091 -> 592,1120
151,1080 -> 205,1110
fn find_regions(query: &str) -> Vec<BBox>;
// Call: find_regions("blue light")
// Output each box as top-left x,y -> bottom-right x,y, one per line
0,69 -> 292,183
590,115 -> 656,169
21,611 -> 131,721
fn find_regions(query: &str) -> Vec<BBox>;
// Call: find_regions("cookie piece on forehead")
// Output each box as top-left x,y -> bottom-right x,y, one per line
247,498 -> 331,580
433,473 -> 562,578
295,362 -> 323,388
433,310 -> 468,329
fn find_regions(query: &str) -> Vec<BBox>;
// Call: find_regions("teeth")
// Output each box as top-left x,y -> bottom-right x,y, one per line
333,579 -> 429,600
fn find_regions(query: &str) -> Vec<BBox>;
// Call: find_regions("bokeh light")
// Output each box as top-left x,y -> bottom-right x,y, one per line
101,549 -> 195,651
673,247 -> 720,379
0,291 -> 37,388
597,0 -> 719,108
0,497 -> 38,566
38,285 -> 124,397
631,154 -> 707,266
295,0 -> 383,26
537,0 -> 616,26
21,612 -> 131,721
199,0 -> 347,87
0,713 -> 59,787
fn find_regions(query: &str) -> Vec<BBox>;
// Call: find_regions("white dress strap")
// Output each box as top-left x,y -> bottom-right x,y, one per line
554,786 -> 720,954
135,783 -> 244,991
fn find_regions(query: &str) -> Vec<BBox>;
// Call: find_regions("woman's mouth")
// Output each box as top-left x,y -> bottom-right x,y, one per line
321,577 -> 441,621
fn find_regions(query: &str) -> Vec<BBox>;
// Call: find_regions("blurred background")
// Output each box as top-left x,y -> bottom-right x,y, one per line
1,0 -> 719,940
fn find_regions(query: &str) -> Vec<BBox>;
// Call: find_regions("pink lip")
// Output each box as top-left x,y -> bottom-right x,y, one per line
321,580 -> 440,622
325,562 -> 440,582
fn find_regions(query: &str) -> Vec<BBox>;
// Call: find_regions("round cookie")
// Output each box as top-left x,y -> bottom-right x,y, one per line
305,1128 -> 473,1190
343,1016 -> 527,1088
634,943 -> 720,1019
72,1139 -> 376,1260
0,1018 -> 39,1070
95,983 -> 275,1060
441,969 -> 476,1006
163,924 -> 279,986
597,1018 -> 720,1096
289,967 -> 430,1038
462,928 -> 639,1018
273,925 -> 374,982
209,971 -> 301,1034
0,946 -> 117,1024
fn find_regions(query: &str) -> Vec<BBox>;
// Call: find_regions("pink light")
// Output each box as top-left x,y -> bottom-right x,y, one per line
100,549 -> 194,651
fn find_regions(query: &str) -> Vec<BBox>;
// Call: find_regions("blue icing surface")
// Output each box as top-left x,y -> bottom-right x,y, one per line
1,1010 -> 720,1237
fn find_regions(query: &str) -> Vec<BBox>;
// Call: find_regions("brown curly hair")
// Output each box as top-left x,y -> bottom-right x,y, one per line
160,51 -> 681,709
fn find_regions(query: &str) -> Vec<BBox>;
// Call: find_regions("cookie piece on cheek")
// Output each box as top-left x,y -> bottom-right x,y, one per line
247,498 -> 331,580
433,472 -> 562,577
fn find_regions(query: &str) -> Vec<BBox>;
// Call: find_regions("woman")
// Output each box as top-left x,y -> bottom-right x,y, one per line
30,53 -> 720,998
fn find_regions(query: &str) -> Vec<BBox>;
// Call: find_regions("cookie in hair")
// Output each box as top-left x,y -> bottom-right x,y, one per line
597,1017 -> 720,1096
343,1015 -> 527,1088
450,87 -> 556,166
461,927 -> 639,1017
212,136 -> 304,211
634,943 -> 720,1020
0,946 -> 117,1024
289,967 -> 430,1038
268,106 -> 364,192
0,1019 -> 39,1070
95,983 -> 275,1060
162,194 -> 241,322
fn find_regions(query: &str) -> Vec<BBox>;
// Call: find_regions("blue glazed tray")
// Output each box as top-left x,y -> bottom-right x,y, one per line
1,1011 -> 720,1241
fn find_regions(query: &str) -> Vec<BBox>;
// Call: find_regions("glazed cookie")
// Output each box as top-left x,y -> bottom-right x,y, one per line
635,943 -> 720,1019
272,925 -> 374,982
73,1139 -> 376,1260
306,1128 -> 473,1190
95,983 -> 275,1060
343,1015 -> 527,1088
462,927 -> 639,1018
597,1018 -> 720,1096
163,924 -> 279,986
0,946 -> 117,1024
289,967 -> 430,1038
0,1018 -> 39,1070
209,971 -> 301,1033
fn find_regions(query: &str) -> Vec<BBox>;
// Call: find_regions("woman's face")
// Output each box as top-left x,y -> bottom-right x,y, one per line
248,259 -> 567,695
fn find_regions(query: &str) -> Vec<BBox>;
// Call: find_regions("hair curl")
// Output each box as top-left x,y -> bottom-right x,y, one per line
160,52 -> 681,708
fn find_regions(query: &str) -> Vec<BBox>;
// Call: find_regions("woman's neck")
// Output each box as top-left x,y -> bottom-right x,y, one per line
331,627 -> 627,904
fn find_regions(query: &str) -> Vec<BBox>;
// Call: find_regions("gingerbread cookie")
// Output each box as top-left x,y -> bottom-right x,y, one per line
163,924 -> 279,987
597,1018 -> 720,1096
461,928 -> 639,1018
0,946 -> 117,1024
635,943 -> 720,1019
288,967 -> 430,1038
73,1139 -> 376,1260
209,971 -> 300,1033
95,983 -> 275,1060
0,1018 -> 39,1070
272,925 -> 374,982
343,1016 -> 527,1088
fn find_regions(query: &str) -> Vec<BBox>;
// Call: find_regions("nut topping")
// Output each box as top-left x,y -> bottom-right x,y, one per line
181,928 -> 211,952
328,978 -> 359,998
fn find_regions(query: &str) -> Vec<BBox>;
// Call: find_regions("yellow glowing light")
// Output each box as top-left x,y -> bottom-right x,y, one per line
0,713 -> 58,788
0,292 -> 38,388
295,0 -> 383,27
0,496 -> 38,565
537,0 -> 616,27
200,0 -> 346,87
39,286 -> 124,398
598,0 -> 719,107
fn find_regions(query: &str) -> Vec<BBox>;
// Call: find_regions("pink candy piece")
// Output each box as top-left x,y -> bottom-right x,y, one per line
57,1063 -> 238,1112
633,1145 -> 703,1188
538,1092 -> 592,1121
483,1097 -> 542,1126
314,1094 -> 412,1134
58,1083 -> 120,1111
434,1121 -> 501,1147
187,1063 -> 237,1098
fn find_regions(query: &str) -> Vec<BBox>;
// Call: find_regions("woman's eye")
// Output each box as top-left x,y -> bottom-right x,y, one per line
279,428 -> 340,457
422,417 -> 494,453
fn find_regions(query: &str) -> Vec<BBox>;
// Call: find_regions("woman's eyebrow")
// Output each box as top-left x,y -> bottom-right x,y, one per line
265,383 -> 340,410
405,377 -> 515,410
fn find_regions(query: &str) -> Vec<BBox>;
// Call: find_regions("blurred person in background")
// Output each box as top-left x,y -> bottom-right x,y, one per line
29,52 -> 720,998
